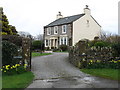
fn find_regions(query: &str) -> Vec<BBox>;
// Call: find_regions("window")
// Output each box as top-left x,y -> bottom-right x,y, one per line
54,26 -> 58,34
62,25 -> 67,33
47,27 -> 51,35
59,37 -> 67,45
64,37 -> 66,45
61,38 -> 63,45
45,39 -> 48,46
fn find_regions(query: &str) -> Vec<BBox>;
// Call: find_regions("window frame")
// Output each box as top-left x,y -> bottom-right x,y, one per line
54,26 -> 58,34
62,25 -> 67,33
45,39 -> 48,47
47,27 -> 51,35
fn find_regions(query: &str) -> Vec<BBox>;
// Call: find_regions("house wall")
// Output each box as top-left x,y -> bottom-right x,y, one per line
73,14 -> 101,46
44,23 -> 72,48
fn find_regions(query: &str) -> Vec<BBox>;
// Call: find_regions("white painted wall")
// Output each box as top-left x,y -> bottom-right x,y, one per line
73,14 -> 101,46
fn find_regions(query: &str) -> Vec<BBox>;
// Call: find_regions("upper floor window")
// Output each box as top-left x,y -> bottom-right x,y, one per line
62,25 -> 67,33
54,26 -> 58,34
47,27 -> 51,35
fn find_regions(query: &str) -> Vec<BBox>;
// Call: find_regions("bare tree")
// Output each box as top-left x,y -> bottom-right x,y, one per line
35,34 -> 43,41
99,30 -> 112,41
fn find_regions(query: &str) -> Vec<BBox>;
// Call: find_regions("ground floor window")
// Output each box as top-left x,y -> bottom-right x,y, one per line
60,37 -> 67,45
45,39 -> 48,47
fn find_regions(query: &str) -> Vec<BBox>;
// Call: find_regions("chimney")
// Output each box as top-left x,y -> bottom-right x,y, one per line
0,7 -> 3,14
84,5 -> 91,15
56,11 -> 63,19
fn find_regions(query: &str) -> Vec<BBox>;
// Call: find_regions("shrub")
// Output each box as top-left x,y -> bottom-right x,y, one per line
94,41 -> 110,48
112,43 -> 120,57
1,64 -> 27,75
59,45 -> 68,51
32,40 -> 44,51
2,40 -> 18,65
84,59 -> 120,69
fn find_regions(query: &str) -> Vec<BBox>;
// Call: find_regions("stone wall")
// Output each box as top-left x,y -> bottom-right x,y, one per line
68,40 -> 114,68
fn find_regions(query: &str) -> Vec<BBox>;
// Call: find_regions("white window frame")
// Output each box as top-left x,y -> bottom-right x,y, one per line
45,39 -> 48,47
47,27 -> 51,35
62,25 -> 67,33
59,37 -> 68,45
54,26 -> 58,34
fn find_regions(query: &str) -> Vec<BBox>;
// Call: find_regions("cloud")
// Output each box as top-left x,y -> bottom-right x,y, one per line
0,0 -> 119,36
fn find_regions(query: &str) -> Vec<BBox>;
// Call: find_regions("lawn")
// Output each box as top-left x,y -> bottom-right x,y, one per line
2,71 -> 34,88
53,51 -> 68,53
32,52 -> 52,57
80,69 -> 119,81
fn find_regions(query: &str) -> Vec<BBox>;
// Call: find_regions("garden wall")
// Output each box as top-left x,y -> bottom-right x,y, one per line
69,40 -> 117,68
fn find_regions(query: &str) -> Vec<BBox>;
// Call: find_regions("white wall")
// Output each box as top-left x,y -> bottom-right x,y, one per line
73,14 -> 101,46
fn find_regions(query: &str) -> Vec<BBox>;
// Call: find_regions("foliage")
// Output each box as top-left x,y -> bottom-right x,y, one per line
2,35 -> 22,46
2,71 -> 34,88
0,7 -> 18,35
112,43 -> 120,57
1,64 -> 27,75
81,59 -> 120,69
32,40 -> 44,51
89,40 -> 110,48
32,52 -> 52,57
80,69 -> 119,81
59,44 -> 68,51
2,40 -> 18,65
94,41 -> 109,48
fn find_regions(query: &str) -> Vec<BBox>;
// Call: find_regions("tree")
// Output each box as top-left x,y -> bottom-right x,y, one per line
0,7 -> 18,35
35,34 -> 43,40
32,40 -> 44,51
18,31 -> 33,38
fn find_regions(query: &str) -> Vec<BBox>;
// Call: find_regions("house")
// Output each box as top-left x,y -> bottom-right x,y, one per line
44,5 -> 101,49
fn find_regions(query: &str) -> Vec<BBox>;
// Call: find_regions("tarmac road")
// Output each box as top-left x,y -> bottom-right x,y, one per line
27,52 -> 119,88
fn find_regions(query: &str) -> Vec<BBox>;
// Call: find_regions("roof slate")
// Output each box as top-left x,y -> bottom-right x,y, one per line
44,14 -> 85,27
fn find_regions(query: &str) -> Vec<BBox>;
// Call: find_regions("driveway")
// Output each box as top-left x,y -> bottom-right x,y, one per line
27,52 -> 119,88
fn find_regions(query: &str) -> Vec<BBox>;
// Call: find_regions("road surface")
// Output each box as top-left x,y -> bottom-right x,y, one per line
27,52 -> 119,88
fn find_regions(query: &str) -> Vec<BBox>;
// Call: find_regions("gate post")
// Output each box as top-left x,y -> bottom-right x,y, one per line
22,38 -> 31,71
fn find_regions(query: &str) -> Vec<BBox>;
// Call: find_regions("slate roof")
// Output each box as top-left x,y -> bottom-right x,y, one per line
44,14 -> 85,27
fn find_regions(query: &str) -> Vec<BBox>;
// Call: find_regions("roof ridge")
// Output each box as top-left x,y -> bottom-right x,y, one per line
62,13 -> 85,19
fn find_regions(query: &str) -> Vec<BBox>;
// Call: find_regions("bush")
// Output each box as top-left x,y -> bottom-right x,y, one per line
84,60 -> 119,69
1,64 -> 27,75
94,41 -> 110,48
32,40 -> 44,51
112,43 -> 120,57
59,45 -> 68,51
2,40 -> 18,65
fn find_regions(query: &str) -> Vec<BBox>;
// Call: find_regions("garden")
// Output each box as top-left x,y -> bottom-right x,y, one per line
1,37 -> 35,89
69,35 -> 120,81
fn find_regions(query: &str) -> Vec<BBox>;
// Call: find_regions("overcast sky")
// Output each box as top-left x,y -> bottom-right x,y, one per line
0,0 -> 119,36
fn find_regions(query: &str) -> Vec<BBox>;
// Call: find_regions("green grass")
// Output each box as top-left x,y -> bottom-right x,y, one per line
32,52 -> 52,57
80,69 -> 120,81
53,51 -> 68,53
2,71 -> 34,88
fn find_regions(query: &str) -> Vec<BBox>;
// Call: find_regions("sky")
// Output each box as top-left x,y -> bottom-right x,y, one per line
0,0 -> 119,36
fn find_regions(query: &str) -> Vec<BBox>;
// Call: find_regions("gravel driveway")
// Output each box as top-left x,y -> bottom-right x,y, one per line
26,52 -> 119,88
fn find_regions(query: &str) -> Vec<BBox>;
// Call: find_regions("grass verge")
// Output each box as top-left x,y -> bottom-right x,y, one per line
2,71 -> 34,88
32,52 -> 52,57
80,69 -> 120,81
